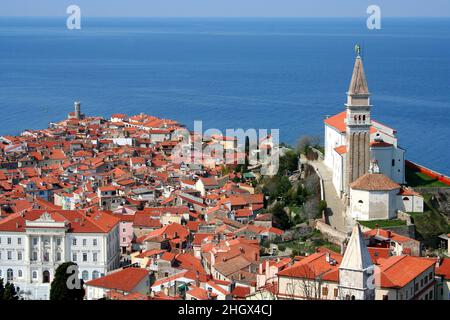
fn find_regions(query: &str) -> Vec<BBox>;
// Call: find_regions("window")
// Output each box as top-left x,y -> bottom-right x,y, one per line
322,287 -> 329,297
93,239 -> 97,246
122,228 -> 126,232
7,251 -> 12,260
18,252 -> 22,260
358,200 -> 363,204
32,271 -> 38,279
383,295 -> 389,300
73,253 -> 77,261
57,252 -> 62,261
7,268 -> 13,281
72,239 -> 77,246
93,253 -> 97,262
43,270 -> 50,283
92,271 -> 99,279
122,237 -> 126,242
83,239 -> 87,246
83,253 -> 87,262
392,159 -> 395,166
18,270 -> 23,278
334,288 -> 339,297
18,238 -> 22,245
82,271 -> 89,281
33,238 -> 38,246
56,238 -> 61,246
32,251 -> 38,261
7,237 -> 11,245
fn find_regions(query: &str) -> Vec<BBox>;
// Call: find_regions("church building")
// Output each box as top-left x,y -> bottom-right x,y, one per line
323,48 -> 422,221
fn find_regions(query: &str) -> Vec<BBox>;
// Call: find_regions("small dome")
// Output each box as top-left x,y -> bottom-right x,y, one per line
350,173 -> 400,191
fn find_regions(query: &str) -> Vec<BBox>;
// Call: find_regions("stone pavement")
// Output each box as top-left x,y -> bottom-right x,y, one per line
307,158 -> 349,234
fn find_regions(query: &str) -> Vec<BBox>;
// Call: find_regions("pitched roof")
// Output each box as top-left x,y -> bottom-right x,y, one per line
436,258 -> 450,280
334,145 -> 347,155
324,111 -> 347,133
186,285 -> 217,300
378,256 -> 435,288
350,173 -> 400,191
214,255 -> 252,277
340,224 -> 373,271
0,209 -> 119,233
86,267 -> 149,292
348,56 -> 369,95
277,251 -> 341,281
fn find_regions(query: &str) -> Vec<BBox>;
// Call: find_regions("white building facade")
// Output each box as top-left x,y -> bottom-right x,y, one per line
0,210 -> 120,300
323,55 -> 406,199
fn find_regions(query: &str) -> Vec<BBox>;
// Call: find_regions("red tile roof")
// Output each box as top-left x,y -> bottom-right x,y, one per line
231,286 -> 250,298
436,258 -> 450,280
86,267 -> 149,292
334,145 -> 347,155
324,111 -> 347,133
350,173 -> 400,191
277,251 -> 342,282
0,209 -> 119,233
378,256 -> 435,288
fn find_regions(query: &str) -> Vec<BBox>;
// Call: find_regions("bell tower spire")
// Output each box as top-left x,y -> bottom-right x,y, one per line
344,46 -> 372,196
338,223 -> 375,300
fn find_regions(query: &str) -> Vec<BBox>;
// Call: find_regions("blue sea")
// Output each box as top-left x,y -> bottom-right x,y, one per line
0,17 -> 449,174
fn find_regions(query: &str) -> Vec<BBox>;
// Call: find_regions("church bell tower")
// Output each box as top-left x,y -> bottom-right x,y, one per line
344,46 -> 372,196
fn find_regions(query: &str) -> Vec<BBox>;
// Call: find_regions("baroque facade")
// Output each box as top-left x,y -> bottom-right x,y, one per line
0,210 -> 120,299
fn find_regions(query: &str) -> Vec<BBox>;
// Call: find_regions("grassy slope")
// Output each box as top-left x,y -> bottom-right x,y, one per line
405,167 -> 448,188
358,219 -> 406,229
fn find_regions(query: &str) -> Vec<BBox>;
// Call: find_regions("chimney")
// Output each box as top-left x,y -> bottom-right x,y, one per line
195,271 -> 200,287
325,252 -> 330,263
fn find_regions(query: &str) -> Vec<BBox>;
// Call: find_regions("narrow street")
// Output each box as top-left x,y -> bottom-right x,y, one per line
303,156 -> 350,234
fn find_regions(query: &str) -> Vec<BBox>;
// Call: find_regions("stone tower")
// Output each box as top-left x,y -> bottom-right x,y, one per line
74,101 -> 81,120
344,51 -> 372,196
338,224 -> 375,300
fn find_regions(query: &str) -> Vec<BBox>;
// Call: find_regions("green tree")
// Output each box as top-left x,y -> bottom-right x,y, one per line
0,278 -> 5,300
278,150 -> 299,176
50,262 -> 85,301
296,184 -> 308,206
263,175 -> 292,203
3,281 -> 19,300
272,202 -> 292,230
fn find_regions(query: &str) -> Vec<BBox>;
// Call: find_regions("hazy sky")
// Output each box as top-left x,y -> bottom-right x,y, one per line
1,0 -> 450,17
